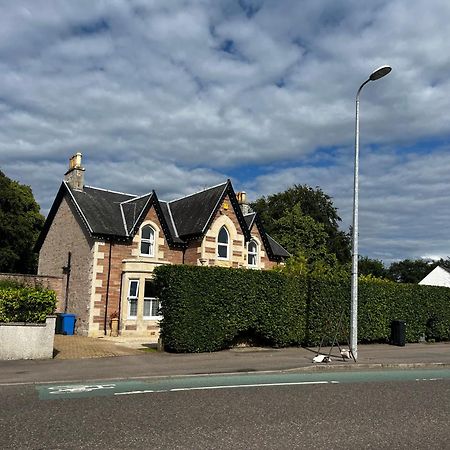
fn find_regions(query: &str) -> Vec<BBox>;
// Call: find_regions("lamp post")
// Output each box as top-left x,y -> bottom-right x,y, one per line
351,65 -> 391,361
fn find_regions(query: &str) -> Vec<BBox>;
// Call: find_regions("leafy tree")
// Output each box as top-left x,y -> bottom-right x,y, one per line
272,203 -> 348,277
358,256 -> 387,279
0,170 -> 44,274
386,258 -> 436,284
273,203 -> 328,262
251,184 -> 351,263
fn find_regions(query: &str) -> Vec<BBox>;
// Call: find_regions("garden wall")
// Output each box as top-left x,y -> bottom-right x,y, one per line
0,315 -> 56,360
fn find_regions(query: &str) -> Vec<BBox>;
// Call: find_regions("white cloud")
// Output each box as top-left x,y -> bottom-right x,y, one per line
1,0 -> 450,263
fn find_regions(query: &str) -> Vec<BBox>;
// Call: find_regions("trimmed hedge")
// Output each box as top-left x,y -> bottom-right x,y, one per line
154,265 -> 450,352
0,286 -> 56,323
155,265 -> 307,352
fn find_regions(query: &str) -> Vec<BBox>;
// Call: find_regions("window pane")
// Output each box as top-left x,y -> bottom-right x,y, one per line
141,226 -> 152,240
129,280 -> 139,297
248,253 -> 256,265
218,244 -> 227,258
143,298 -> 151,317
249,241 -> 257,253
218,226 -> 228,244
129,299 -> 137,317
151,299 -> 160,317
144,280 -> 157,298
141,241 -> 151,254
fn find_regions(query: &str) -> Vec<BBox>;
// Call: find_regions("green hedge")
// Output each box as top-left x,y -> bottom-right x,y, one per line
155,265 -> 307,352
154,265 -> 450,352
0,286 -> 57,323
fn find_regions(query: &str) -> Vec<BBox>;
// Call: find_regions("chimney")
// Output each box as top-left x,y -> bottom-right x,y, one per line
64,152 -> 85,190
236,191 -> 251,215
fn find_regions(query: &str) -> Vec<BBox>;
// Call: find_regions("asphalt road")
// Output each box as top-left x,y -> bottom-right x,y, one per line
2,369 -> 450,449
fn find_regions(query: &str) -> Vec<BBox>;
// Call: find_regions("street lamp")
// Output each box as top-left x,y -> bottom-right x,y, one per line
350,65 -> 392,361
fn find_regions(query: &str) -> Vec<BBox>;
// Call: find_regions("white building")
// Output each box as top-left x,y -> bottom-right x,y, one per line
419,266 -> 450,288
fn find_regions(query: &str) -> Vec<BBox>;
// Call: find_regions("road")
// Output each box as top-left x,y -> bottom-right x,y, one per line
2,369 -> 450,449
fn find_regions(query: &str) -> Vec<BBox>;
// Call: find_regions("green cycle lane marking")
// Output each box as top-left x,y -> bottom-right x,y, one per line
37,368 -> 450,400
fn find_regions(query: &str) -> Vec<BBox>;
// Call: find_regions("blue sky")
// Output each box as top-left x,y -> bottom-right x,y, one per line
1,0 -> 450,263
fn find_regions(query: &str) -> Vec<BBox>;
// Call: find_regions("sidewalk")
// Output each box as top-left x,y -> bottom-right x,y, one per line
0,335 -> 449,385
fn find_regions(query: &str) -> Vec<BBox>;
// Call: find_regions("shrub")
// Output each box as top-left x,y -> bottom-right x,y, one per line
154,265 -> 307,352
0,286 -> 56,323
154,265 -> 450,352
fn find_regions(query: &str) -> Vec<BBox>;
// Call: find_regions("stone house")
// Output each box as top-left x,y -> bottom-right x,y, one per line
36,154 -> 289,338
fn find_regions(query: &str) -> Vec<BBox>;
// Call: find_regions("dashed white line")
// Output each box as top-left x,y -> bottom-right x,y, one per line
415,378 -> 443,381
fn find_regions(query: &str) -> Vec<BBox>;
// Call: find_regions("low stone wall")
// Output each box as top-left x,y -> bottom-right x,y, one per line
0,273 -> 64,312
0,316 -> 56,360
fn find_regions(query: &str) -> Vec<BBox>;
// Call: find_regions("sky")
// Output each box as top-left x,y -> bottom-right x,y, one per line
1,0 -> 450,264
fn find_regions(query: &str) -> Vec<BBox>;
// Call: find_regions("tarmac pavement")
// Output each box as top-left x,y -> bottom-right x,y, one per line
0,335 -> 449,385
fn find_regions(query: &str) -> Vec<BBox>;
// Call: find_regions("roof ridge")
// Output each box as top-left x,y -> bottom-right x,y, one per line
169,181 -> 228,204
121,192 -> 153,204
165,202 -> 179,238
129,194 -> 154,234
119,204 -> 129,236
84,185 -> 136,197
64,181 -> 94,234
200,182 -> 229,234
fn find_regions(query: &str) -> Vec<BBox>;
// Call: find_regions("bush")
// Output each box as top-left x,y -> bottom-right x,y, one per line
0,286 -> 56,323
155,265 -> 307,352
154,265 -> 450,352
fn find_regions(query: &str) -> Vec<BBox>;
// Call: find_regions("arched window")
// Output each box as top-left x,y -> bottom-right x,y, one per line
248,240 -> 258,267
140,225 -> 155,256
217,226 -> 229,259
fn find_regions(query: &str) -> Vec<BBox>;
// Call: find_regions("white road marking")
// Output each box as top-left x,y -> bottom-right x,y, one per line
415,378 -> 443,381
115,389 -> 155,395
113,380 -> 339,396
48,384 -> 116,394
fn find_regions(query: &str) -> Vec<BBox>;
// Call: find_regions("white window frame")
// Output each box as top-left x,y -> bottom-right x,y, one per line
127,279 -> 139,319
140,225 -> 155,257
143,279 -> 162,320
217,226 -> 229,260
247,239 -> 258,268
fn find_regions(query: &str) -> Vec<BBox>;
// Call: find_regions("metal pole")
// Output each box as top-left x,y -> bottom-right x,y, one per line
350,80 -> 369,361
350,65 -> 391,362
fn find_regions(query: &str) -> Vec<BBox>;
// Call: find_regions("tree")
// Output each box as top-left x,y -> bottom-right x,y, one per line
273,203 -> 329,262
251,184 -> 351,263
358,256 -> 387,278
386,258 -> 436,284
0,170 -> 44,274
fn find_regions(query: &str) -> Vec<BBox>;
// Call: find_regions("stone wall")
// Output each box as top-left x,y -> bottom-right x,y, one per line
0,316 -> 56,360
38,196 -> 94,335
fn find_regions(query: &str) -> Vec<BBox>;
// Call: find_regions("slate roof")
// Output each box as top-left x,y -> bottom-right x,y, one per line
244,212 -> 290,259
169,182 -> 228,238
68,185 -> 134,237
36,179 -> 289,260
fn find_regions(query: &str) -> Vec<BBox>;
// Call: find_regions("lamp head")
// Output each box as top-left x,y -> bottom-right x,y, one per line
369,65 -> 392,81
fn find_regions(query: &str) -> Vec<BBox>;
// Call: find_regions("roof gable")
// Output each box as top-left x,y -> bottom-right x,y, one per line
168,182 -> 228,238
121,193 -> 153,235
167,180 -> 251,241
245,212 -> 290,260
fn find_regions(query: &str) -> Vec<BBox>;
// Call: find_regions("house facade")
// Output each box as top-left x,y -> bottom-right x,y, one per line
36,154 -> 289,338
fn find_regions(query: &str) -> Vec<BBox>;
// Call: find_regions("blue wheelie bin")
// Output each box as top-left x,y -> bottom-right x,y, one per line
58,313 -> 76,335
